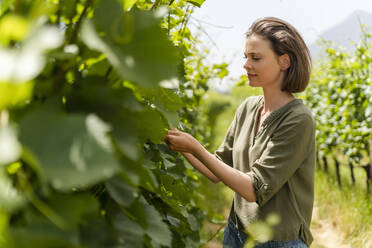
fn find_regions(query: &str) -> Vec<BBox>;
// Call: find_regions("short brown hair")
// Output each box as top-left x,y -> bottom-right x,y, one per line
245,17 -> 312,93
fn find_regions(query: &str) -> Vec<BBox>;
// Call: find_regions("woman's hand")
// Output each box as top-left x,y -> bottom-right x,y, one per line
163,128 -> 200,154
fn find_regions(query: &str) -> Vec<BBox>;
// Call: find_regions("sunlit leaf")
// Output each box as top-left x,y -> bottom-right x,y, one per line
186,0 -> 205,7
121,0 -> 138,11
0,126 -> 21,165
0,0 -> 13,15
81,0 -> 181,88
0,26 -> 62,84
0,170 -> 25,212
0,15 -> 29,45
18,103 -> 120,191
66,76 -> 142,161
135,106 -> 168,144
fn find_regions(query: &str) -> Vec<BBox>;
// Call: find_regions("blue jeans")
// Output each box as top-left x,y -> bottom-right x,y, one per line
222,216 -> 308,248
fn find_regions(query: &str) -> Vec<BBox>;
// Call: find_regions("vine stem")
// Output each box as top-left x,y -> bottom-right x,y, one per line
104,65 -> 113,80
18,171 -> 68,230
67,0 -> 93,45
179,5 -> 191,37
150,0 -> 162,10
199,222 -> 227,247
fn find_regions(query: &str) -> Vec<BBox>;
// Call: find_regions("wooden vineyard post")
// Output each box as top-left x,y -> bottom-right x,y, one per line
349,162 -> 355,185
362,163 -> 371,193
369,139 -> 372,192
316,151 -> 321,170
322,156 -> 328,173
333,156 -> 342,188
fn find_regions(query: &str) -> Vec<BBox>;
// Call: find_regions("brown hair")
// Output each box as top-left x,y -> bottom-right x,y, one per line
245,17 -> 312,93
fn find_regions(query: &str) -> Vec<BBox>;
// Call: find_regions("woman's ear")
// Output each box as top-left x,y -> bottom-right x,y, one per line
279,54 -> 290,70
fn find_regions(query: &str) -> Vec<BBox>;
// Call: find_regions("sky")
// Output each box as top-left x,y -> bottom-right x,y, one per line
190,0 -> 372,92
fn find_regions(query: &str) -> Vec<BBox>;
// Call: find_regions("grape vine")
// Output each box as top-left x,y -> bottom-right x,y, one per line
0,0 -> 230,247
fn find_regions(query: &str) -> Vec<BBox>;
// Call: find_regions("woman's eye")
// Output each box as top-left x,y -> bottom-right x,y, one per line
243,56 -> 260,61
243,56 -> 261,61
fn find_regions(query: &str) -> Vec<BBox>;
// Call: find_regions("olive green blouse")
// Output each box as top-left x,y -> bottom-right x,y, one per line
214,95 -> 316,246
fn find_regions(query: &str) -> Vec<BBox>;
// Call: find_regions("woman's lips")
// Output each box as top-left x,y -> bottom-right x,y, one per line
248,73 -> 257,80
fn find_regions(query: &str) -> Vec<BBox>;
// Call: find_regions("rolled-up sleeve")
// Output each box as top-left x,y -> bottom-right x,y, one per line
246,114 -> 314,206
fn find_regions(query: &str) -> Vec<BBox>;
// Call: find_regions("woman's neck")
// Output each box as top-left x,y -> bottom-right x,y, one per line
261,86 -> 295,114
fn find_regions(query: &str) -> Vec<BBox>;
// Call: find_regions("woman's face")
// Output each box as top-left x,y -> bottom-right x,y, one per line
243,34 -> 287,90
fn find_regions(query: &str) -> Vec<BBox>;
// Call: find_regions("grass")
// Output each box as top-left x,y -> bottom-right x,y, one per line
312,157 -> 372,247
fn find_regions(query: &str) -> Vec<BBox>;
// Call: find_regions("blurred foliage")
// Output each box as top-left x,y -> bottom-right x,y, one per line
304,25 -> 372,166
0,0 -> 232,247
201,82 -> 261,152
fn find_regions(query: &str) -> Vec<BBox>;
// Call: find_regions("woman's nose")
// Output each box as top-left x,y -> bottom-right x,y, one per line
243,59 -> 251,71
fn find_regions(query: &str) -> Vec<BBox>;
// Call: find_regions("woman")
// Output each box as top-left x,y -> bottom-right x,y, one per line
164,17 -> 315,248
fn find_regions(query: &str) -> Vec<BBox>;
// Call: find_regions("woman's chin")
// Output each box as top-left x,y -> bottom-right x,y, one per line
248,81 -> 261,87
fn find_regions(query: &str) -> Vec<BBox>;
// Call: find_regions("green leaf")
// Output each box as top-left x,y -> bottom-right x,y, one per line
135,106 -> 168,144
113,211 -> 144,247
81,0 -> 181,88
47,193 -> 99,230
187,214 -> 198,231
0,0 -> 13,16
8,193 -> 98,248
132,86 -> 185,128
0,125 -> 21,166
166,160 -> 185,180
18,103 -> 120,191
186,0 -> 205,7
9,221 -> 79,248
0,169 -> 25,212
121,0 -> 138,11
79,213 -> 118,248
153,87 -> 185,112
0,81 -> 34,110
106,175 -> 138,207
158,108 -> 180,129
59,0 -> 77,21
142,200 -> 172,247
160,174 -> 190,204
66,76 -> 142,161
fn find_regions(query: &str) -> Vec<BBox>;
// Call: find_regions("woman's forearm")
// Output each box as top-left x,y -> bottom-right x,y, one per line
181,152 -> 220,183
191,143 -> 257,202
164,128 -> 255,201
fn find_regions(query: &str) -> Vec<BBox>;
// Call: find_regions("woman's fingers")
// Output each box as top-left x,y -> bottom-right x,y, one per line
162,129 -> 179,144
168,130 -> 180,135
164,129 -> 191,153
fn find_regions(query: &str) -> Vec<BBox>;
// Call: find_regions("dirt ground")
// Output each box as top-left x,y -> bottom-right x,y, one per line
310,205 -> 351,248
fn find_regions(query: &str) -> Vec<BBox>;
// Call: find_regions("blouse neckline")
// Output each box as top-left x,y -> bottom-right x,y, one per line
254,95 -> 302,136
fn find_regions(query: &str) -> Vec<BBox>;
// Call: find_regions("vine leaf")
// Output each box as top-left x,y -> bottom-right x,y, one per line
81,0 -> 181,88
106,175 -> 138,207
186,0 -> 205,7
18,103 -> 120,191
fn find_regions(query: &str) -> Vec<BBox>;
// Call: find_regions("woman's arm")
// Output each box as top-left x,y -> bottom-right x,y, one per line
191,143 -> 256,202
181,152 -> 220,183
165,129 -> 257,202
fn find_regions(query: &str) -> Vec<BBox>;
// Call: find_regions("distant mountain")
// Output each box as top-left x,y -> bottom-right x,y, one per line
310,10 -> 372,60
